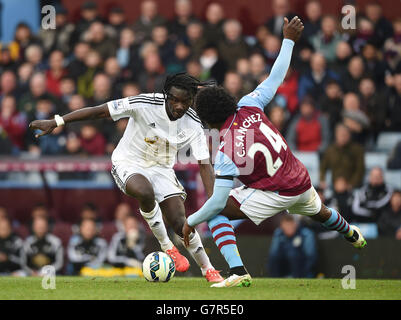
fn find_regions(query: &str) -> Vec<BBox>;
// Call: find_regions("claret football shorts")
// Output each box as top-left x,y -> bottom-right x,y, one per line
111,161 -> 187,203
229,186 -> 322,225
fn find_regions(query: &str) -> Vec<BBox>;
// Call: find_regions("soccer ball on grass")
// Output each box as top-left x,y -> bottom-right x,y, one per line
142,251 -> 175,282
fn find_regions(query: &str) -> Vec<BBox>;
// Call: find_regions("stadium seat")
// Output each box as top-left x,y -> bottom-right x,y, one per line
99,222 -> 118,243
375,132 -> 401,153
52,222 -> 73,248
384,170 -> 401,189
364,152 -> 388,170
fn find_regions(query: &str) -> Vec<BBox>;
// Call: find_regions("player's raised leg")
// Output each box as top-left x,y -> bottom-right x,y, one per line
160,196 -> 223,281
311,205 -> 367,249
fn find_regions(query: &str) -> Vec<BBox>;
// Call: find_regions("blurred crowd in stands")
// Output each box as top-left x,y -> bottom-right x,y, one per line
1,0 -> 401,276
0,202 -> 147,276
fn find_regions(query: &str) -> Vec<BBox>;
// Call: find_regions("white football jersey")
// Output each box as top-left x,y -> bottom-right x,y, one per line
107,93 -> 210,168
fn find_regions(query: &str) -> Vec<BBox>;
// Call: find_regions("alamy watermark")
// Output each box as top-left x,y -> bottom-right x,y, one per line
341,265 -> 356,289
41,265 -> 56,290
41,5 -> 56,30
341,5 -> 356,30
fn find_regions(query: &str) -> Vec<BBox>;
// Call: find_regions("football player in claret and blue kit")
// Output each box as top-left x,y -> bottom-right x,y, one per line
183,16 -> 367,288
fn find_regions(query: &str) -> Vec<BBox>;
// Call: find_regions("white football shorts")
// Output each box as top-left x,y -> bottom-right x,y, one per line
229,186 -> 322,225
111,161 -> 187,203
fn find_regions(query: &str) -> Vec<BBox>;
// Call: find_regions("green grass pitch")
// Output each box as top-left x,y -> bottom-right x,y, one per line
0,277 -> 400,300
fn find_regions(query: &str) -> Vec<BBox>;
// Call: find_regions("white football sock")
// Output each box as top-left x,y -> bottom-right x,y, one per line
140,201 -> 173,252
179,230 -> 213,275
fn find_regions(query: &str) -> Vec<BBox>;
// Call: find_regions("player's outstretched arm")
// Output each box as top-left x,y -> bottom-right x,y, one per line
29,103 -> 110,138
238,16 -> 304,110
183,179 -> 233,246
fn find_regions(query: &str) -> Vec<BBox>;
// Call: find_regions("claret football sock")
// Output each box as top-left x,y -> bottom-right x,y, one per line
322,207 -> 354,238
140,201 -> 173,252
208,215 -> 244,270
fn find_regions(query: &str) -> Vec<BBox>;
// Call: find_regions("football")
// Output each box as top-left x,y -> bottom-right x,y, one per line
142,251 -> 176,282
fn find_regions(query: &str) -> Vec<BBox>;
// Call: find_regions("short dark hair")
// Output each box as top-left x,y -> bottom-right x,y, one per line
195,86 -> 237,125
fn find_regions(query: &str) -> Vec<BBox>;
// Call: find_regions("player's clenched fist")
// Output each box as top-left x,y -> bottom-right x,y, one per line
283,16 -> 304,42
29,119 -> 57,138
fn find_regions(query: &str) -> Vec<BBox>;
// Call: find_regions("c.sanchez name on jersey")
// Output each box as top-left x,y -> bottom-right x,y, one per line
107,93 -> 209,168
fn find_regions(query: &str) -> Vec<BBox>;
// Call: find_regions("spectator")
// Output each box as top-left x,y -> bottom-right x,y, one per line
383,18 -> 401,73
67,219 -> 108,275
330,41 -> 353,76
260,35 -> 281,68
21,217 -> 63,276
286,97 -> 330,153
385,73 -> 401,131
186,59 -> 202,79
350,17 -> 376,54
168,0 -> 197,40
377,190 -> 401,239
387,140 -> 401,170
276,67 -> 299,114
218,19 -> 249,71
132,0 -> 166,43
203,2 -> 225,44
151,25 -> 176,67
113,203 -> 134,232
341,92 -> 371,146
79,124 -> 106,156
264,0 -> 296,37
0,70 -> 18,100
83,21 -> 117,60
137,52 -> 166,93
364,1 -> 394,48
18,72 -> 59,121
302,0 -> 322,39
28,204 -> 55,233
0,95 -> 27,153
318,79 -> 343,131
9,23 -> 38,62
267,104 -> 288,135
68,41 -> 91,80
38,5 -> 75,57
223,72 -> 246,102
267,214 -> 317,278
352,167 -> 393,223
73,1 -> 102,45
0,47 -> 17,74
186,21 -> 207,60
116,28 -> 137,70
320,123 -> 365,189
104,57 -> 125,98
199,44 -> 227,85
46,50 -> 68,97
248,53 -> 268,89
358,77 -> 386,140
64,94 -> 86,135
361,43 -> 386,86
0,218 -> 23,275
342,56 -> 366,93
298,52 -> 339,101
25,44 -> 46,72
108,216 -> 145,268
331,176 -> 354,223
310,15 -> 343,63
77,50 -> 102,99
172,42 -> 192,73
106,6 -> 128,41
59,76 -> 77,107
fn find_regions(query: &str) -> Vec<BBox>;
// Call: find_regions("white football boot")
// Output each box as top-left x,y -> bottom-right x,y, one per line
346,225 -> 367,249
210,274 -> 252,288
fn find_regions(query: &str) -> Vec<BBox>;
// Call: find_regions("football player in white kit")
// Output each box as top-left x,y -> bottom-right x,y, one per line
29,73 -> 224,282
